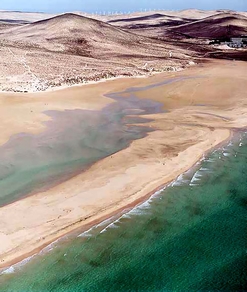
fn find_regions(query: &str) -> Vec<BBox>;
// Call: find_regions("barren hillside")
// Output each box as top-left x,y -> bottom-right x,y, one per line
107,13 -> 191,29
0,13 -> 192,92
108,10 -> 247,41
0,13 -> 189,58
164,9 -> 223,19
0,9 -> 245,93
0,10 -> 55,23
171,12 -> 247,38
0,21 -> 20,29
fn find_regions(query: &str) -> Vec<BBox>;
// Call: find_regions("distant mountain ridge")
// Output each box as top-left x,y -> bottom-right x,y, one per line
170,12 -> 247,38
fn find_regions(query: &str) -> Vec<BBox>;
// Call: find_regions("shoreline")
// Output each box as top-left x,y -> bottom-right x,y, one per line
0,59 -> 247,272
0,127 -> 231,271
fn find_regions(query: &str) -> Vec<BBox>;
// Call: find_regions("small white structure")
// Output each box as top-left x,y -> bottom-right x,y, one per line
227,37 -> 245,48
230,37 -> 243,43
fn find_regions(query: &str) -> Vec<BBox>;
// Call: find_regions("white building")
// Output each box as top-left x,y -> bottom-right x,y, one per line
230,37 -> 243,43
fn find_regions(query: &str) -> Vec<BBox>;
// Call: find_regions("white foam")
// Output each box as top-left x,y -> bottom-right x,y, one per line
16,255 -> 36,269
189,169 -> 204,186
79,206 -> 140,238
0,254 -> 36,276
151,187 -> 166,197
172,180 -> 183,187
120,213 -> 131,219
207,158 -> 216,163
78,216 -> 117,238
189,183 -> 198,187
191,170 -> 202,183
41,238 -> 61,253
78,135 -> 244,238
100,222 -> 119,234
1,266 -> 15,274
171,174 -> 186,187
128,208 -> 144,216
140,201 -> 151,209
79,231 -> 93,238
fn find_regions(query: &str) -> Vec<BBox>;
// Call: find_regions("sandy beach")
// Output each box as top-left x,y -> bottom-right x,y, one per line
0,59 -> 247,270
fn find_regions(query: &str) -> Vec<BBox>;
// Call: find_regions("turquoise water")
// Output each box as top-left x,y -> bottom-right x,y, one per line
0,132 -> 247,291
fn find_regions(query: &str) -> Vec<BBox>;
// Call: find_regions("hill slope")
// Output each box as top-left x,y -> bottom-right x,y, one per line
0,13 -> 188,59
0,13 -> 192,93
107,13 -> 191,29
171,12 -> 247,38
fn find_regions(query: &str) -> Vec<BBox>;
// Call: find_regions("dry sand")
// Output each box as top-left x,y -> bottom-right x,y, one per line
1,59 -> 247,269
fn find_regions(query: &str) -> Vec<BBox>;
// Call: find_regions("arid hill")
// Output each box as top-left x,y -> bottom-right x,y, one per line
107,13 -> 191,29
0,21 -> 20,29
171,12 -> 247,39
0,9 -> 245,93
103,9 -> 217,23
0,13 -> 192,92
165,9 -> 224,19
109,11 -> 247,41
104,9 -> 221,31
0,10 -> 55,23
0,13 -> 189,58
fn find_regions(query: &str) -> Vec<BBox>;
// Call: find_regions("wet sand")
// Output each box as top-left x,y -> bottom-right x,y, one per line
0,59 -> 247,269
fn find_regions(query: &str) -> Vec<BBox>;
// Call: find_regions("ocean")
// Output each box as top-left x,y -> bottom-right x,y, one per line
0,131 -> 246,291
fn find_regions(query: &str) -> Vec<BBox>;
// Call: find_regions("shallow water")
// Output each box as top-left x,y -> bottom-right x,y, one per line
0,87 -> 164,206
0,75 -> 198,207
0,76 -> 196,206
0,131 -> 246,291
